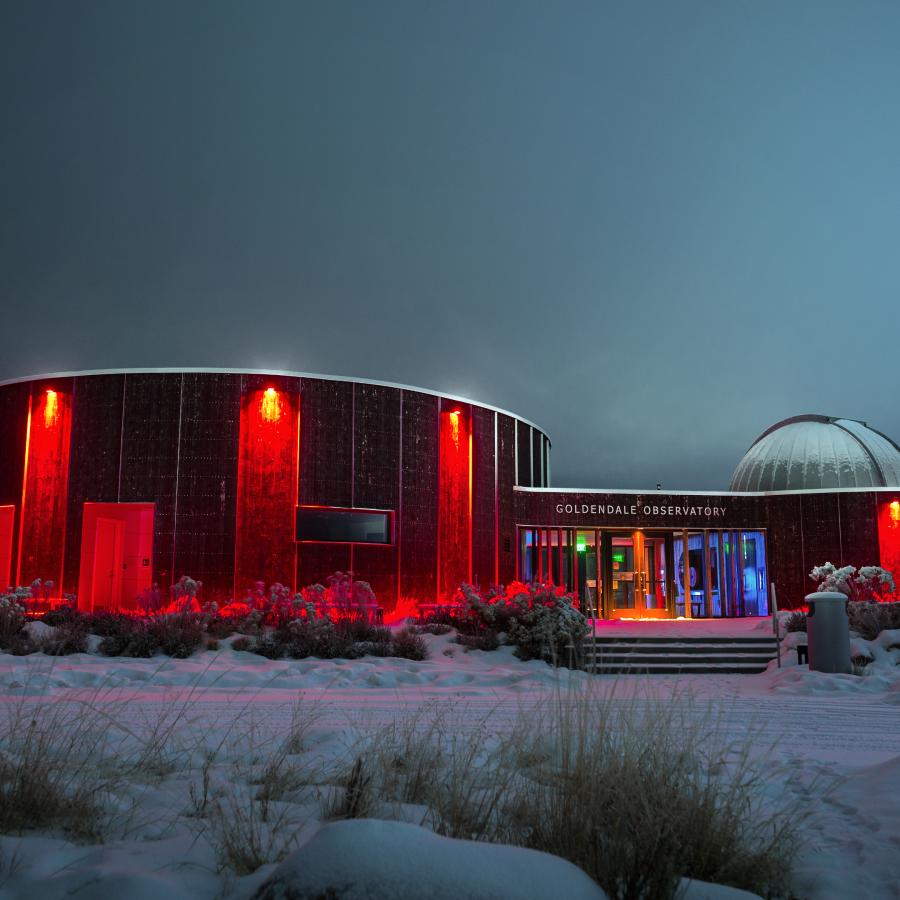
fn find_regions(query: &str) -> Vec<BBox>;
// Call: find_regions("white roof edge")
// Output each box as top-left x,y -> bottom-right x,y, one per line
516,486 -> 900,497
0,367 -> 550,439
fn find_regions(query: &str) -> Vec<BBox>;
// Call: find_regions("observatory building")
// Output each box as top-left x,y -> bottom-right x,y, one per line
0,370 -> 897,617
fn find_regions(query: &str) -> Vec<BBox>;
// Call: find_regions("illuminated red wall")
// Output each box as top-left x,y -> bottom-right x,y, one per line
438,404 -> 471,599
234,388 -> 300,597
878,499 -> 900,595
17,389 -> 72,590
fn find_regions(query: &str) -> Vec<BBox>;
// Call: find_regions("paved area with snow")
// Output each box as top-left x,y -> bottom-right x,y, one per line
1,628 -> 899,899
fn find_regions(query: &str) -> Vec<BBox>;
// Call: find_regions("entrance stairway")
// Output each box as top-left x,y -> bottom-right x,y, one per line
580,635 -> 779,674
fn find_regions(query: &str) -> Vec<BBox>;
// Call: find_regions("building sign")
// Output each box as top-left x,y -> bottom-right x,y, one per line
555,502 -> 728,518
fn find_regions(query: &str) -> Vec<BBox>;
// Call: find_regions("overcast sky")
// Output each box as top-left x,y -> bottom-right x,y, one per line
2,1 -> 899,489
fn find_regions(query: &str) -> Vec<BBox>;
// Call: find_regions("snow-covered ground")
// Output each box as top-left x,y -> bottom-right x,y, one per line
1,626 -> 899,899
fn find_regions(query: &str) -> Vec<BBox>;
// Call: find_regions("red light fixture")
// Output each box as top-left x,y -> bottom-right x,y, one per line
891,500 -> 900,523
448,409 -> 461,445
43,389 -> 58,427
260,387 -> 282,422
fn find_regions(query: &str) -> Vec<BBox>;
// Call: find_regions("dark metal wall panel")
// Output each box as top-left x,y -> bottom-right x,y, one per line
531,428 -> 542,487
299,378 -> 353,508
119,373 -> 183,591
497,415 -> 517,584
63,375 -> 124,594
471,405 -> 496,589
399,390 -> 438,604
172,373 -> 241,600
839,491 -> 881,567
516,420 -> 531,487
352,383 -> 401,605
0,382 -> 31,584
760,494 -> 803,608
799,493 -> 842,589
296,543 -> 351,588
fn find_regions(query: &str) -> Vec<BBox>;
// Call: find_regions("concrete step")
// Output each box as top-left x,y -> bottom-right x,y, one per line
584,643 -> 777,655
582,653 -> 775,665
588,663 -> 771,675
574,634 -> 779,675
587,635 -> 778,645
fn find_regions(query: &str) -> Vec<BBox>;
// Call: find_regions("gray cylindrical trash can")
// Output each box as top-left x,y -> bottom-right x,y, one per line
805,591 -> 852,674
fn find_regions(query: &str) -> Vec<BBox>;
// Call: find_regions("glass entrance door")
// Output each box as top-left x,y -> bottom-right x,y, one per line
607,532 -> 671,619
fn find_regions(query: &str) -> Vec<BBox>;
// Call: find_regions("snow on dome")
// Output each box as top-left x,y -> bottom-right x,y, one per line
729,414 -> 900,492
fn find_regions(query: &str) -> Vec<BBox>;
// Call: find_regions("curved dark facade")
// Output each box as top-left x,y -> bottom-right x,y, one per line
0,368 -> 897,615
0,369 -> 549,612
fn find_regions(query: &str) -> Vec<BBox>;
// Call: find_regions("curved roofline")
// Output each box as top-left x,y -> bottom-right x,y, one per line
749,413 -> 900,454
831,420 -> 888,485
519,485 -> 900,497
0,367 -> 550,438
735,413 -> 900,491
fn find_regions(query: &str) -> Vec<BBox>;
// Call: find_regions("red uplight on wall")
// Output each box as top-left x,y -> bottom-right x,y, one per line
878,499 -> 900,596
260,387 -> 282,423
235,387 -> 300,597
438,404 -> 471,600
17,387 -> 72,591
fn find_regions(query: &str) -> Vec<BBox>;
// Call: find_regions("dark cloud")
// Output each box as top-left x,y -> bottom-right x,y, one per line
2,0 -> 898,489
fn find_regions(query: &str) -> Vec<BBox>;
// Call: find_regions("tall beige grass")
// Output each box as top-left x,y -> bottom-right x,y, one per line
333,684 -> 800,900
0,690 -> 120,840
1,660 -> 801,896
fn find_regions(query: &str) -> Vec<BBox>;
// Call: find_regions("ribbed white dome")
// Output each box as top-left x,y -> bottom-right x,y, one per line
729,415 -> 900,492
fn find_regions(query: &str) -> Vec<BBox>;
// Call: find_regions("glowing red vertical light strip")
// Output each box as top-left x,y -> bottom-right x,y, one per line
17,388 -> 71,592
438,407 -> 471,600
234,388 -> 300,599
878,499 -> 900,596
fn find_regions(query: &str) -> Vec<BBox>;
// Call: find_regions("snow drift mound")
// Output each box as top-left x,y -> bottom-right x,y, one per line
251,819 -> 607,900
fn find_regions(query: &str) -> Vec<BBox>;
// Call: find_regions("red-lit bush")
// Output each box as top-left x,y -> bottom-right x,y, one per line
0,572 -> 427,662
432,582 -> 589,662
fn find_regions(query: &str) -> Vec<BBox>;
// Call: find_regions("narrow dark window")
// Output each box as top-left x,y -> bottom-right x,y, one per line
295,507 -> 392,544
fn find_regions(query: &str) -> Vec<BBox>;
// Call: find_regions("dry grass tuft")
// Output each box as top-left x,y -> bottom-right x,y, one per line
335,685 -> 801,900
0,694 -> 117,840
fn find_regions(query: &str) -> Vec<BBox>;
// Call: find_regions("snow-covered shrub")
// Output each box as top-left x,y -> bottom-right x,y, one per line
148,615 -> 204,658
251,634 -> 285,660
390,627 -> 428,661
38,620 -> 88,656
8,633 -> 38,655
417,622 -> 452,636
98,621 -> 158,657
443,582 -> 589,663
784,611 -> 807,633
456,631 -> 501,651
809,562 -> 896,601
286,625 -> 354,660
40,602 -> 78,627
506,586 -> 590,662
847,600 -> 900,640
0,593 -> 25,646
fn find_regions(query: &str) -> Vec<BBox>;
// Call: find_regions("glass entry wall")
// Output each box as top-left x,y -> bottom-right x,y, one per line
519,528 -> 574,592
672,529 -> 769,618
519,527 -> 768,618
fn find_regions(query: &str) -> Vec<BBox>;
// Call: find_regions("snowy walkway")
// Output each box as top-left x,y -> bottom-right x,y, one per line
2,633 -> 899,899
